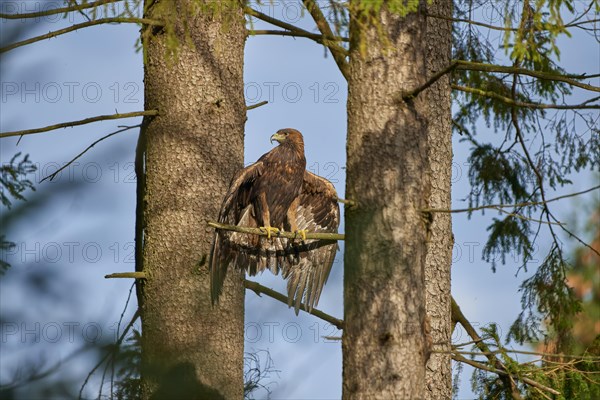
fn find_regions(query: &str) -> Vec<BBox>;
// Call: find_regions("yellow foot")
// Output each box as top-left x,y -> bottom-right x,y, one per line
294,229 -> 308,242
259,226 -> 280,239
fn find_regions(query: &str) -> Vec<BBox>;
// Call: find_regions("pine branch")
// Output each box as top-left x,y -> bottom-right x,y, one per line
0,0 -> 121,19
452,85 -> 600,109
207,221 -> 344,241
454,60 -> 600,93
452,298 -> 524,399
244,280 -> 343,329
422,185 -> 600,213
0,110 -> 158,138
1,18 -> 164,54
41,124 -> 141,183
451,353 -> 561,396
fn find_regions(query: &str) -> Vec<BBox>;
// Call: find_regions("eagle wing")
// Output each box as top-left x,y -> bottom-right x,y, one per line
210,161 -> 262,303
283,170 -> 340,314
210,161 -> 290,303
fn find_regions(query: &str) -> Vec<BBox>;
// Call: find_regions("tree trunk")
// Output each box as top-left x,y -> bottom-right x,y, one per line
138,2 -> 246,399
424,1 -> 453,398
343,2 -> 431,398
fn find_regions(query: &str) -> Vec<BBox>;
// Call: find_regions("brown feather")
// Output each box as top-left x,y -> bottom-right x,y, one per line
209,130 -> 340,314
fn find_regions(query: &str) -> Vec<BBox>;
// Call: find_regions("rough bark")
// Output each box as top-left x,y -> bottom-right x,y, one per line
424,1 -> 454,398
343,2 -> 431,398
138,1 -> 246,399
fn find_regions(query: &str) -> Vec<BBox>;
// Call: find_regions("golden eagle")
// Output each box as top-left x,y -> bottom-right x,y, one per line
210,128 -> 340,313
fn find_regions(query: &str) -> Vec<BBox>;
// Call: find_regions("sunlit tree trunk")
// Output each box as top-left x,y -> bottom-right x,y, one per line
424,1 -> 453,398
343,2 -> 431,398
138,1 -> 246,398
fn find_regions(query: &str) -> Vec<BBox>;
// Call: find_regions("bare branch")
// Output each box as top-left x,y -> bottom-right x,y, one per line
1,18 -> 164,54
244,280 -> 343,329
301,0 -> 349,79
422,185 -> 600,214
245,5 -> 348,78
105,272 -> 146,279
453,85 -> 600,109
249,29 -> 349,43
0,0 -> 121,19
208,221 -> 344,241
41,124 -> 141,183
401,61 -> 458,101
0,110 -> 158,139
454,60 -> 600,93
246,100 -> 268,110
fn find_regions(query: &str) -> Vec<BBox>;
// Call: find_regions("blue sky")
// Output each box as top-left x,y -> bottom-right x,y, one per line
1,1 -> 598,399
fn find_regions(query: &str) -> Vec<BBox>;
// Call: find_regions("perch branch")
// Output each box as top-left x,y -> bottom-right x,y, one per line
0,110 -> 158,138
1,18 -> 163,53
244,280 -> 343,329
208,221 -> 344,241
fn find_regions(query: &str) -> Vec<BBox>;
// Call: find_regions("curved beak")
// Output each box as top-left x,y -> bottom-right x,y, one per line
270,132 -> 285,144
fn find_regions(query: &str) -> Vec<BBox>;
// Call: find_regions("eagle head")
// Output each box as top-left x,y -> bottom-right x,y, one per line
270,128 -> 304,145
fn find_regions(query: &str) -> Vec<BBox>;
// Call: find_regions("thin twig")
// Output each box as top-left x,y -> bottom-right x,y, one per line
0,0 -> 121,19
244,280 -> 343,329
246,100 -> 269,110
0,110 -> 157,138
41,124 -> 141,183
78,309 -> 140,400
451,348 -> 600,361
422,185 -> 600,213
454,60 -> 600,93
453,85 -> 600,109
493,206 -> 563,226
208,221 -> 345,241
1,18 -> 164,53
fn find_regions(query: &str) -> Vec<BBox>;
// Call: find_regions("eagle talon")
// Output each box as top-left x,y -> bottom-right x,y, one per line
260,226 -> 280,239
294,229 -> 308,242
